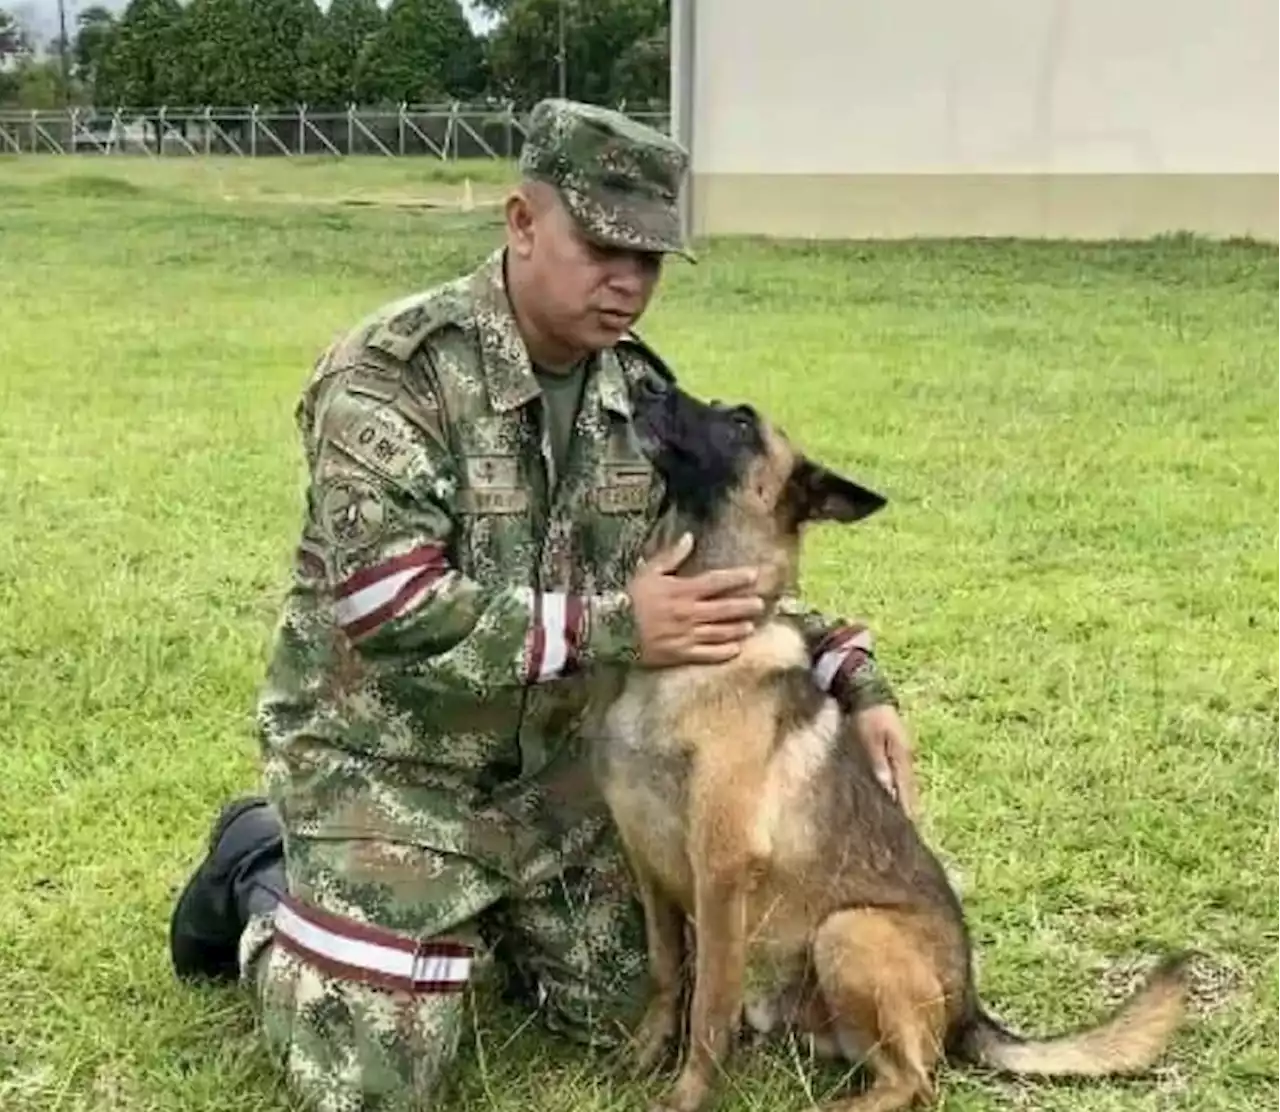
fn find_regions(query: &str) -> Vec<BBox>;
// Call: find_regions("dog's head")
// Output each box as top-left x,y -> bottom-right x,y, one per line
631,373 -> 885,582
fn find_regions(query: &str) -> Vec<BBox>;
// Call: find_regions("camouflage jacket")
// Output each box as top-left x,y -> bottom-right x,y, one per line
256,248 -> 898,897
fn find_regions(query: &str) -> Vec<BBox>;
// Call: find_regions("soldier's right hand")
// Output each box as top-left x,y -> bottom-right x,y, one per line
628,533 -> 764,667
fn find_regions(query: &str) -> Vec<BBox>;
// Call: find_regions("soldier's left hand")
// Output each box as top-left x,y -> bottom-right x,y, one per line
852,704 -> 919,820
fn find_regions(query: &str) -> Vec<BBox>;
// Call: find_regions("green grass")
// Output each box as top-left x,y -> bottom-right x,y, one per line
1,155 -> 1276,1112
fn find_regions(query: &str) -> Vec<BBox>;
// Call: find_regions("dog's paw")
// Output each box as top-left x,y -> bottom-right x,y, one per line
650,1073 -> 710,1112
629,1002 -> 680,1077
630,1030 -> 675,1079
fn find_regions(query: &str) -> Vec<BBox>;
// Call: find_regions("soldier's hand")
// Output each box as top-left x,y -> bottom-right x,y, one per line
852,704 -> 920,820
629,533 -> 764,667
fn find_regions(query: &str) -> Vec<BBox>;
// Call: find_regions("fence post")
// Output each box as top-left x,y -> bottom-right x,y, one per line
250,104 -> 258,157
346,103 -> 354,155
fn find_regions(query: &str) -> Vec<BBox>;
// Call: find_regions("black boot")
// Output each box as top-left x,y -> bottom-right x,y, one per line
168,796 -> 287,983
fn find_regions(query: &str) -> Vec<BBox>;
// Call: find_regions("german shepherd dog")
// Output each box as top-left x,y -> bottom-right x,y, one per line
587,381 -> 1193,1112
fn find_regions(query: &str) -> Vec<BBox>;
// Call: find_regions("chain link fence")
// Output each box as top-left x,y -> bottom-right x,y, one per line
0,102 -> 672,158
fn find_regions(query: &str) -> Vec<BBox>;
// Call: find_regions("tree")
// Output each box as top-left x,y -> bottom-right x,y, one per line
298,0 -> 383,108
1,6 -> 29,61
176,0 -> 243,105
485,0 -> 667,107
357,0 -> 484,104
105,0 -> 186,107
244,0 -> 324,105
610,25 -> 667,108
178,0 -> 322,107
73,5 -> 117,100
0,13 -> 70,111
9,56 -> 62,107
0,8 -> 24,104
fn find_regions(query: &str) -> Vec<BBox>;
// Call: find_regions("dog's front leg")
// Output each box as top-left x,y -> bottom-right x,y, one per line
655,842 -> 751,1111
630,865 -> 688,1075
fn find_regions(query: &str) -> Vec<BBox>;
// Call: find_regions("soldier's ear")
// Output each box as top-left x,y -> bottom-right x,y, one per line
506,186 -> 539,258
787,457 -> 887,525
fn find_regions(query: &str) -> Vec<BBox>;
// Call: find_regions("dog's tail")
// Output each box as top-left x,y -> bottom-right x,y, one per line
955,952 -> 1193,1077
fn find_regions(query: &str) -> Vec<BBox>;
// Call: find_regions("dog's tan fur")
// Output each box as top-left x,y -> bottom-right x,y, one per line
587,390 -> 1193,1112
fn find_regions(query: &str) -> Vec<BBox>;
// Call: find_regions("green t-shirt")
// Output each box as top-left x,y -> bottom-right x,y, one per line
534,359 -> 588,491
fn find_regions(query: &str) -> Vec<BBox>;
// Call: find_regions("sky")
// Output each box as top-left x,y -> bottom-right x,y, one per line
11,0 -> 497,47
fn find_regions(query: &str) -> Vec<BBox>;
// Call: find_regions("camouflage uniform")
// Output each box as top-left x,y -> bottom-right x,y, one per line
232,99 -> 900,1111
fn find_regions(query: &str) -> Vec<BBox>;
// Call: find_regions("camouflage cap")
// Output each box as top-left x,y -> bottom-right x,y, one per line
519,98 -> 695,261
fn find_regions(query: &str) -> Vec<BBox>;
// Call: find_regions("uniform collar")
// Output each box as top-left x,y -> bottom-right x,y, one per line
470,249 -> 541,413
594,346 -> 633,420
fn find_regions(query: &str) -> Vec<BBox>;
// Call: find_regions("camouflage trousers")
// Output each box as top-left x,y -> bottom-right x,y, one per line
234,800 -> 651,1112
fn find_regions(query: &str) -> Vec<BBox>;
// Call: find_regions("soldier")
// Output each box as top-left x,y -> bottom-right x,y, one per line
168,98 -> 917,1110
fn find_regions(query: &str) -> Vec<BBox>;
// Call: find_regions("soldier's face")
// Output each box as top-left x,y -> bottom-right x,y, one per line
509,188 -> 664,353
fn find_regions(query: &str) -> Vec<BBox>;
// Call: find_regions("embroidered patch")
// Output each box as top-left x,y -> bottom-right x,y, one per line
386,303 -> 432,337
597,461 -> 654,513
318,478 -> 387,550
331,409 -> 418,483
465,456 -> 520,488
597,485 -> 651,513
346,379 -> 398,404
458,455 -> 527,513
458,488 -> 530,515
603,462 -> 652,486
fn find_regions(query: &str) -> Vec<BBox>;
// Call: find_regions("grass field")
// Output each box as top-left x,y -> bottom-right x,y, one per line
1,154 -> 1276,1112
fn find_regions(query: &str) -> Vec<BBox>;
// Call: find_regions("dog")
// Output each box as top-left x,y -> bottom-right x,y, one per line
585,380 -> 1193,1112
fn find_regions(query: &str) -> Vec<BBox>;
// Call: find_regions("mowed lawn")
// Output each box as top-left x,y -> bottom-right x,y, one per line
0,155 -> 1276,1112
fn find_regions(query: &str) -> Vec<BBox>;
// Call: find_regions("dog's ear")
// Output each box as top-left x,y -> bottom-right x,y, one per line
788,457 -> 887,525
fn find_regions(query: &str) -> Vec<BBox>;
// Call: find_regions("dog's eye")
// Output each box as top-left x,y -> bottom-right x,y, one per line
732,407 -> 754,430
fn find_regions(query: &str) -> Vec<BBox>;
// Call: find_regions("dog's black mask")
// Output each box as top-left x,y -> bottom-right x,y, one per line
632,375 -> 765,524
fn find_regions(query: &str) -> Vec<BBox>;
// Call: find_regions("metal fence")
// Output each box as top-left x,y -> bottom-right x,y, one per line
0,102 -> 672,158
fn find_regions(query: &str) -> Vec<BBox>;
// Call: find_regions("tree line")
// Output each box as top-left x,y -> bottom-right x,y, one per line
0,0 -> 668,112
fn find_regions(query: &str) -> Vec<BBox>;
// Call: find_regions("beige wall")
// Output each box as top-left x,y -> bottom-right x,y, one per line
680,0 -> 1278,240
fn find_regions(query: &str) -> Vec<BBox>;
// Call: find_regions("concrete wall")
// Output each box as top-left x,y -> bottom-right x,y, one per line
674,0 -> 1278,240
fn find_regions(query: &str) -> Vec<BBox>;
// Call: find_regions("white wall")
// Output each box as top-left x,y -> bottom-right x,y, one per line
688,0 -> 1278,176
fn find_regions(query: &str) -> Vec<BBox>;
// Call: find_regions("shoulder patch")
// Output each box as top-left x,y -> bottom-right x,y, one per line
366,292 -> 467,363
317,476 -> 388,551
345,363 -> 401,405
616,331 -> 678,386
325,401 -> 423,487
